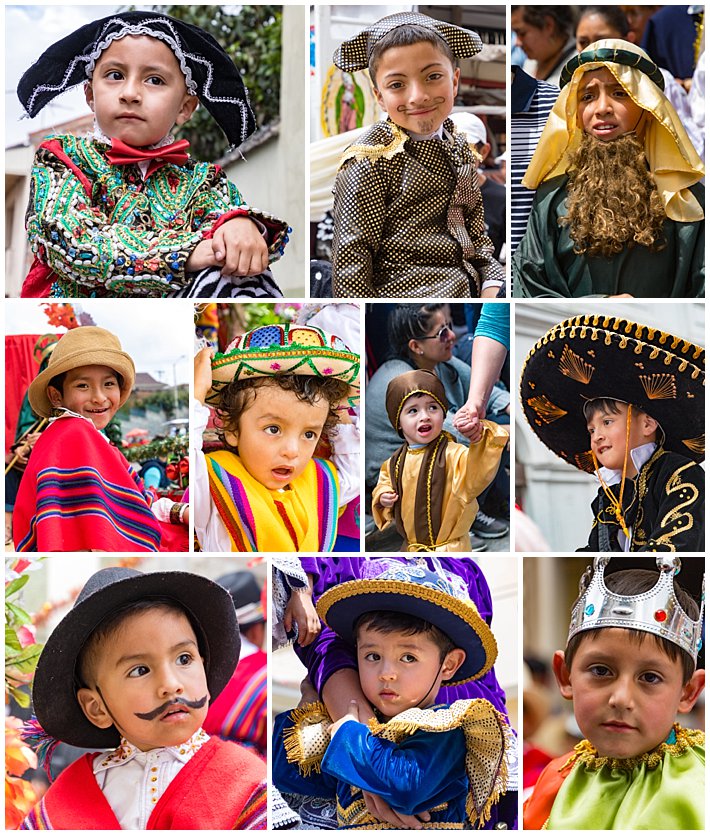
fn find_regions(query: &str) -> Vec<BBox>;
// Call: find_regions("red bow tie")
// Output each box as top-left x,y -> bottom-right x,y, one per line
106,138 -> 190,175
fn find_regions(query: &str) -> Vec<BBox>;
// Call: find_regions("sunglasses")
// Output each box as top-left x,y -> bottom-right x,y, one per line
418,322 -> 455,343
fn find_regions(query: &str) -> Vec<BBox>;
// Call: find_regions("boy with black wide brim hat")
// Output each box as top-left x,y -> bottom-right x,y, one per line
20,567 -> 266,829
272,559 -> 513,829
520,314 -> 704,551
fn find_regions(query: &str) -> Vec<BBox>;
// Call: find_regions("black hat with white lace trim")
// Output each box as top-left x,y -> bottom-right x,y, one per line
17,11 -> 256,147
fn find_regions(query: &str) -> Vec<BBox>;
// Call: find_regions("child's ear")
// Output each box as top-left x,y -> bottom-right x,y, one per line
552,650 -> 573,701
677,668 -> 705,714
84,81 -> 95,113
175,93 -> 199,127
47,385 -> 63,409
407,337 -> 424,357
451,66 -> 460,96
640,412 -> 659,440
440,648 -> 466,681
76,687 -> 114,729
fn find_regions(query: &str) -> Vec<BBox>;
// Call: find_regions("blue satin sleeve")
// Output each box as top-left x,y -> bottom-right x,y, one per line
321,720 -> 468,816
271,710 -> 338,799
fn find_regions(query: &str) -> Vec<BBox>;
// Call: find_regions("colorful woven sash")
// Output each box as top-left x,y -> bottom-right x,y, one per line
205,451 -> 338,551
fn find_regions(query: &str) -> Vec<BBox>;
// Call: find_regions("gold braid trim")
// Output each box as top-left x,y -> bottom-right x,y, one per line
563,724 -> 704,772
340,122 -> 409,166
317,581 -> 498,683
367,699 -> 512,827
282,701 -> 332,775
648,460 -> 698,550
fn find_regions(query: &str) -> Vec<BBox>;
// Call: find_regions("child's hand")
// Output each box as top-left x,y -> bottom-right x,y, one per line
378,491 -> 398,508
453,406 -> 483,443
194,347 -> 215,405
212,217 -> 269,277
329,700 -> 360,738
185,239 -> 220,272
283,587 -> 321,647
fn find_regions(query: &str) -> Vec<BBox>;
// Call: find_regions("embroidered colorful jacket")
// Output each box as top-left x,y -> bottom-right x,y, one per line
524,725 -> 704,829
20,736 -> 267,830
13,415 -> 161,552
331,118 -> 505,298
24,135 -> 290,298
578,449 -> 705,552
273,700 -> 512,830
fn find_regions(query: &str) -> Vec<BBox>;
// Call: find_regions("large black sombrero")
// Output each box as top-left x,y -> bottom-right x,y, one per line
520,315 -> 704,473
32,568 -> 240,748
316,559 -> 497,683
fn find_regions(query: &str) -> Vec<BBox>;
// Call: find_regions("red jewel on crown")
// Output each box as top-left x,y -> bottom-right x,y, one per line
654,609 -> 668,622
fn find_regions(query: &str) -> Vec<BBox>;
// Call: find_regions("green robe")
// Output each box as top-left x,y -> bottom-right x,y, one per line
513,175 -> 704,298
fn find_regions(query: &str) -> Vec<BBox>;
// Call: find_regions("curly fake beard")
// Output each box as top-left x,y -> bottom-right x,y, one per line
560,132 -> 667,258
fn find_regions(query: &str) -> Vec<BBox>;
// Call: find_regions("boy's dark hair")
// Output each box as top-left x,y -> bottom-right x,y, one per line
387,303 -> 448,361
565,569 -> 700,683
578,5 -> 630,37
368,25 -> 457,86
215,375 -> 350,452
355,610 -> 457,661
512,6 -> 578,38
48,369 -> 124,394
582,398 -> 660,442
76,598 -> 204,689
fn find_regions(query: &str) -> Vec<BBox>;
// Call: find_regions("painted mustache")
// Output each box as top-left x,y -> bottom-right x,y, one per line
398,97 -> 445,113
134,694 -> 208,721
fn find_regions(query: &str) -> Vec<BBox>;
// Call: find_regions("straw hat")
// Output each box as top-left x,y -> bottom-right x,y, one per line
28,327 -> 135,418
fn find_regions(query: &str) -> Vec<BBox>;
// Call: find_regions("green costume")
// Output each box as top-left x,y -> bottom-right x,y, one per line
513,177 -> 704,297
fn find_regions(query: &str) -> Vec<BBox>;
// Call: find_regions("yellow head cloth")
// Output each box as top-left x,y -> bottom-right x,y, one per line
522,40 -> 704,222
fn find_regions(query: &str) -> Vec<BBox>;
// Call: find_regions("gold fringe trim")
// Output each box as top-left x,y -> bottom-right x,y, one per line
563,724 -> 704,772
367,699 -> 512,828
282,701 -> 332,776
316,582 -> 498,683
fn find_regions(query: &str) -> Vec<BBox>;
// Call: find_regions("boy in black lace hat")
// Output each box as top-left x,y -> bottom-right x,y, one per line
330,12 -> 505,299
17,11 -> 290,299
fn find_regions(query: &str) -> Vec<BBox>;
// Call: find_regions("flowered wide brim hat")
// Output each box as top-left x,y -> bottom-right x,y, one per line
520,315 -> 705,473
316,559 -> 498,683
333,11 -> 482,73
207,323 -> 360,406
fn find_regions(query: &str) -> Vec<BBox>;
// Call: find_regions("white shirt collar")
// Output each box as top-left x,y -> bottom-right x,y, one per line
94,727 -> 209,773
597,442 -> 657,486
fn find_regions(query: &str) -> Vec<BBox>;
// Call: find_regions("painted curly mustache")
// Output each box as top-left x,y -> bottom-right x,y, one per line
134,694 -> 208,721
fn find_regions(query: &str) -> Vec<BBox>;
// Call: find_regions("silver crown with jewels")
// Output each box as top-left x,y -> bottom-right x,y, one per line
569,556 -> 704,663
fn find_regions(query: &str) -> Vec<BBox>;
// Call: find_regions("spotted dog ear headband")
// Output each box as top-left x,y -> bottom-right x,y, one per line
333,11 -> 482,73
18,11 -> 256,148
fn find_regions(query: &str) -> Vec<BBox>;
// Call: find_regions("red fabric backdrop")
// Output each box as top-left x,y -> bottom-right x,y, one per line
5,335 -> 42,455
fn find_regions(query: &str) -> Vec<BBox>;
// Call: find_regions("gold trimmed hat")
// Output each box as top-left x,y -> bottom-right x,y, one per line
385,369 -> 449,435
207,323 -> 360,407
520,315 -> 705,473
316,558 -> 498,684
333,12 -> 482,73
28,326 -> 135,419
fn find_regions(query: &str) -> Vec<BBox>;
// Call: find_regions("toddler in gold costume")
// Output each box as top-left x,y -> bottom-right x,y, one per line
372,369 -> 507,551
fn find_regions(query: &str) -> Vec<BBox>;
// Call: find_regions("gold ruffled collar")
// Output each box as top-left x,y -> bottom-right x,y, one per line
565,724 -> 704,772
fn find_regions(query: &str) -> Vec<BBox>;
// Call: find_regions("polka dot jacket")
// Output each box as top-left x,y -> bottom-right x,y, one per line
331,118 -> 505,298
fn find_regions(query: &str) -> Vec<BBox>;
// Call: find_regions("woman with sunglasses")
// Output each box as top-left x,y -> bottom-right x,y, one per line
365,303 -> 509,550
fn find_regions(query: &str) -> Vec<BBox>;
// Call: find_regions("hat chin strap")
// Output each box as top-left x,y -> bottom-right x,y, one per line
591,403 -> 632,539
411,657 -> 446,711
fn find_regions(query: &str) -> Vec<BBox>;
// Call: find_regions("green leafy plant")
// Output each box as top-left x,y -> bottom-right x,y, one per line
5,560 -> 43,709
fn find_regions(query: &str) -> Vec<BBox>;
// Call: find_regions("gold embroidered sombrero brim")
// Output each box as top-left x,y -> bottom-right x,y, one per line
520,315 -> 704,472
207,323 -> 360,407
317,577 -> 498,684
